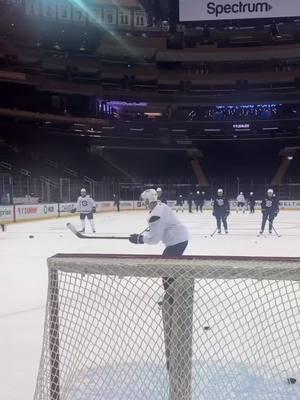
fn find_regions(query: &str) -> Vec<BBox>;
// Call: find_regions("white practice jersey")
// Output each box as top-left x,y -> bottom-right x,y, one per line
76,196 -> 95,214
143,202 -> 189,247
237,194 -> 245,203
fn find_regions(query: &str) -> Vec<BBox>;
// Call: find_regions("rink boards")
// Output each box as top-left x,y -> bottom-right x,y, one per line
1,200 -> 300,224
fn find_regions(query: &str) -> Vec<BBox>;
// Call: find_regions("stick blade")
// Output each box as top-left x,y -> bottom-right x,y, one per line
67,223 -> 85,238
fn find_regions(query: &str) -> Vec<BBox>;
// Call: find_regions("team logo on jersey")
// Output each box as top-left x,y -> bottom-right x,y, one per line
81,200 -> 88,207
217,199 -> 224,206
266,200 -> 273,207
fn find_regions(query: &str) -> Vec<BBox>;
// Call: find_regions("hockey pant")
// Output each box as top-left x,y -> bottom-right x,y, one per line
161,241 -> 189,371
80,212 -> 95,231
261,212 -> 276,232
216,214 -> 228,231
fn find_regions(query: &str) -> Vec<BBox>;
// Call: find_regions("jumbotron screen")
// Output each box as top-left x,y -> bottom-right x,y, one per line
179,0 -> 300,22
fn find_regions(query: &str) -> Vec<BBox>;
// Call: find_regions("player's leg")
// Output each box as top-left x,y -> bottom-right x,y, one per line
260,212 -> 268,233
222,215 -> 228,233
216,215 -> 221,233
162,241 -> 189,295
79,213 -> 86,232
87,212 -> 96,233
268,214 -> 275,234
1,224 -> 6,232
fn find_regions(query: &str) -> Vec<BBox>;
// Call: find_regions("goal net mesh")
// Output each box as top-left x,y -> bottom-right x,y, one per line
35,254 -> 300,400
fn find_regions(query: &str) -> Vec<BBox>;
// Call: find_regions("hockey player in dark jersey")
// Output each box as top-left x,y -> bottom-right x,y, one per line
248,192 -> 256,214
187,192 -> 194,213
213,188 -> 230,234
199,191 -> 205,212
195,191 -> 201,212
113,194 -> 120,212
260,189 -> 279,234
195,191 -> 205,212
175,194 -> 184,212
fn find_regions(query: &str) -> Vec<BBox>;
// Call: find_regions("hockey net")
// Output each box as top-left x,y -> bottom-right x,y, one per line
35,254 -> 300,400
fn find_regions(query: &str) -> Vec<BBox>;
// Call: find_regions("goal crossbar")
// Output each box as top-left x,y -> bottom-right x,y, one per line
48,253 -> 300,281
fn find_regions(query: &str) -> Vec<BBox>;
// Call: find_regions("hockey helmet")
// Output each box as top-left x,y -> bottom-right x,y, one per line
140,189 -> 158,204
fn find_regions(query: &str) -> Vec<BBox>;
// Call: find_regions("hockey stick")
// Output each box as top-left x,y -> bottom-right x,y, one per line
271,224 -> 281,238
67,223 -> 129,240
210,228 -> 218,237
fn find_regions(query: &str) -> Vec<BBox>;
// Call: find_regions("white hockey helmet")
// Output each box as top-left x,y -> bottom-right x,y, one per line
240,192 -> 243,195
197,191 -> 200,194
267,188 -> 274,196
217,188 -> 223,195
81,188 -> 87,194
140,189 -> 158,203
250,192 -> 254,196
156,187 -> 162,193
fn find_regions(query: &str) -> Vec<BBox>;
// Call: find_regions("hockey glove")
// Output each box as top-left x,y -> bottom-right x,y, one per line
129,234 -> 144,244
212,212 -> 216,216
226,211 -> 230,216
92,206 -> 96,213
70,208 -> 76,214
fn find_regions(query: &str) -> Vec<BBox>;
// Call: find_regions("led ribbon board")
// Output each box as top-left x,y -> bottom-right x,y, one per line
179,0 -> 300,22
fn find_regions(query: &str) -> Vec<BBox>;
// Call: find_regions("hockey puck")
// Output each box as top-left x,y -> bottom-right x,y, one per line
203,326 -> 211,331
29,235 -> 34,239
287,378 -> 296,384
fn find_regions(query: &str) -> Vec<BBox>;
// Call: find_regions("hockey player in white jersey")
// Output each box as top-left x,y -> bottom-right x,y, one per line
71,188 -> 96,233
236,192 -> 246,213
130,189 -> 189,255
129,188 -> 189,372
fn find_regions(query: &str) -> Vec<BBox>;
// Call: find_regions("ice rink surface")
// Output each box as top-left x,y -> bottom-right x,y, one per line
1,209 -> 300,400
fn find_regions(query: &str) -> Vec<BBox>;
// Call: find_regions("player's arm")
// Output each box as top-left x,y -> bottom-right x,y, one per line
71,198 -> 79,213
212,199 -> 216,215
91,198 -> 96,213
261,199 -> 266,213
143,216 -> 164,244
129,215 -> 163,245
274,198 -> 279,215
225,199 -> 230,214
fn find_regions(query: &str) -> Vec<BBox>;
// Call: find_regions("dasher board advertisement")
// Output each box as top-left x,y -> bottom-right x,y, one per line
179,0 -> 300,22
